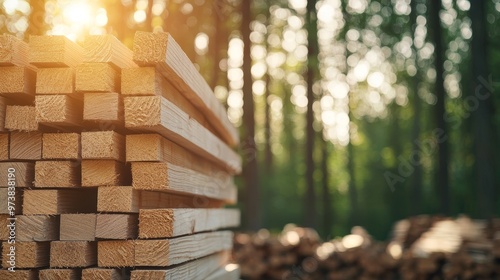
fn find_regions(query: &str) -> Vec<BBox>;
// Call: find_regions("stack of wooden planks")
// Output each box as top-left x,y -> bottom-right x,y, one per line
0,32 -> 241,280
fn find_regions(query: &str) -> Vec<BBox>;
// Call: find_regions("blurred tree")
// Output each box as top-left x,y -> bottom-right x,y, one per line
27,0 -> 45,36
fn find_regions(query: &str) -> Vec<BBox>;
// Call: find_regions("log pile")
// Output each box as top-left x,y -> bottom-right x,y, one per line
0,33 -> 240,279
233,216 -> 500,279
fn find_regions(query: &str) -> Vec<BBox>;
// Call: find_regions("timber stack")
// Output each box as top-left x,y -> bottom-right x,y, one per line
0,32 -> 241,280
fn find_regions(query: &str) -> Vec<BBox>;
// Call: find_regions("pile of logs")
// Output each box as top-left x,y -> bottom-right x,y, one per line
233,215 -> 500,279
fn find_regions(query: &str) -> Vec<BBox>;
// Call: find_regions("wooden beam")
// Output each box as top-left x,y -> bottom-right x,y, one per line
82,268 -> 122,280
138,208 -> 240,238
42,133 -> 80,160
133,32 -> 239,147
95,214 -> 138,239
35,160 -> 80,187
35,95 -> 82,127
39,269 -> 80,280
0,269 -> 37,280
10,132 -> 42,160
84,35 -> 137,69
131,162 -> 237,202
29,35 -> 83,67
50,241 -> 97,267
134,231 -> 233,267
97,240 -> 135,267
0,133 -> 8,160
97,186 -> 225,213
124,96 -> 241,174
0,66 -> 36,101
0,96 -> 5,132
36,68 -> 75,95
16,215 -> 60,242
60,214 -> 96,241
4,106 -> 38,131
205,264 -> 241,280
0,34 -> 31,67
81,160 -> 127,187
83,92 -> 123,125
0,162 -> 35,187
0,187 -> 22,214
81,131 -> 125,162
75,63 -> 119,92
1,241 -> 50,268
0,214 -> 9,240
23,188 -> 97,215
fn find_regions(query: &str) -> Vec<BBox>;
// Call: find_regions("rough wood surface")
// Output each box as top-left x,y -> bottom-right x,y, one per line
75,63 -> 119,92
81,131 -> 125,162
83,92 -> 123,124
0,161 -> 35,187
60,214 -> 96,241
130,251 -> 230,280
42,133 -> 80,159
1,241 -> 50,268
84,35 -> 137,69
39,269 -> 80,280
35,95 -> 82,127
50,241 -> 97,268
9,132 -> 42,160
97,240 -> 135,267
81,160 -> 127,187
23,188 -> 97,215
139,208 -> 240,238
0,214 -> 9,240
134,230 -> 233,267
35,160 -> 80,187
97,186 -> 225,213
0,97 -> 5,132
36,68 -> 75,95
95,214 -> 138,239
131,162 -> 237,202
0,66 -> 36,100
0,187 -> 22,214
0,34 -> 31,67
205,264 -> 241,280
17,215 -> 60,242
4,105 -> 38,131
0,269 -> 37,280
0,133 -> 8,160
124,96 -> 241,174
82,268 -> 122,280
133,31 -> 239,147
29,35 -> 83,67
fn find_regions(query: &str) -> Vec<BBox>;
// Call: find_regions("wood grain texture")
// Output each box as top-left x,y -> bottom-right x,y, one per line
60,214 -> 96,241
84,35 -> 137,69
0,187 -> 22,214
39,269 -> 80,280
134,230 -> 233,267
17,215 -> 60,242
35,160 -> 80,187
97,240 -> 135,267
42,133 -> 80,159
29,35 -> 83,67
139,208 -> 240,238
0,133 -> 8,160
50,241 -> 97,268
0,34 -> 31,67
130,251 -> 230,280
97,186 -> 225,213
133,31 -> 239,147
124,96 -> 241,174
36,68 -> 75,95
81,131 -> 125,162
83,92 -> 123,124
23,188 -> 97,215
0,97 -> 5,132
0,161 -> 34,187
0,269 -> 37,280
4,105 -> 38,131
0,66 -> 36,100
131,162 -> 237,202
9,132 -> 42,160
0,214 -> 9,240
81,160 -> 127,187
35,95 -> 82,127
205,264 -> 241,280
95,214 -> 138,239
75,63 -> 119,92
1,241 -> 50,268
82,268 -> 122,280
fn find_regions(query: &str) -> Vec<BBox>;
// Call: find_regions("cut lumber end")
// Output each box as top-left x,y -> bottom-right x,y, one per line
138,209 -> 174,239
81,131 -> 125,161
0,34 -> 31,67
125,134 -> 162,162
39,269 -> 80,280
42,132 -> 80,159
29,35 -> 83,67
50,241 -> 97,268
0,66 -> 35,98
97,186 -> 137,213
84,35 -> 137,69
9,131 -> 42,160
121,67 -> 157,96
131,162 -> 168,190
83,92 -> 122,124
75,63 -> 119,92
82,268 -> 122,280
0,133 -> 9,160
132,31 -> 169,65
124,96 -> 161,128
35,95 -> 82,126
134,239 -> 170,267
95,214 -> 138,239
5,105 -> 38,131
81,160 -> 127,187
35,160 -> 80,188
60,213 -> 97,241
36,67 -> 75,95
98,240 -> 135,267
0,161 -> 35,187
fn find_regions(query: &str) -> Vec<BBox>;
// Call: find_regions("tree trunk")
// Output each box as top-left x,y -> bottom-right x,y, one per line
347,108 -> 358,227
321,138 -> 332,237
145,0 -> 154,31
27,0 -> 45,37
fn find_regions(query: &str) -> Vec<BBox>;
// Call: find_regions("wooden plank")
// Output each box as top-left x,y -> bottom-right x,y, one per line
84,35 -> 137,69
0,188 -> 22,214
29,35 -> 83,67
42,133 -> 80,160
0,66 -> 36,100
0,214 -> 9,240
39,269 -> 80,280
97,240 -> 135,267
133,32 -> 239,147
50,241 -> 96,268
131,162 -> 237,202
0,34 -> 31,67
0,133 -> 8,160
60,214 -> 96,241
34,160 -> 80,188
35,95 -> 82,127
81,131 -> 125,162
75,63 -> 119,92
16,215 -> 59,242
83,92 -> 123,125
0,269 -> 37,279
134,231 -> 233,267
81,160 -> 127,187
124,96 -> 241,174
9,132 -> 42,160
0,162 -> 35,187
36,68 -> 75,95
95,214 -> 138,240
82,268 -> 122,280
0,97 -> 5,132
205,264 -> 241,280
23,188 -> 97,215
1,241 -> 50,268
4,106 -> 38,131
130,251 -> 230,280
97,186 -> 225,213
139,208 -> 240,239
